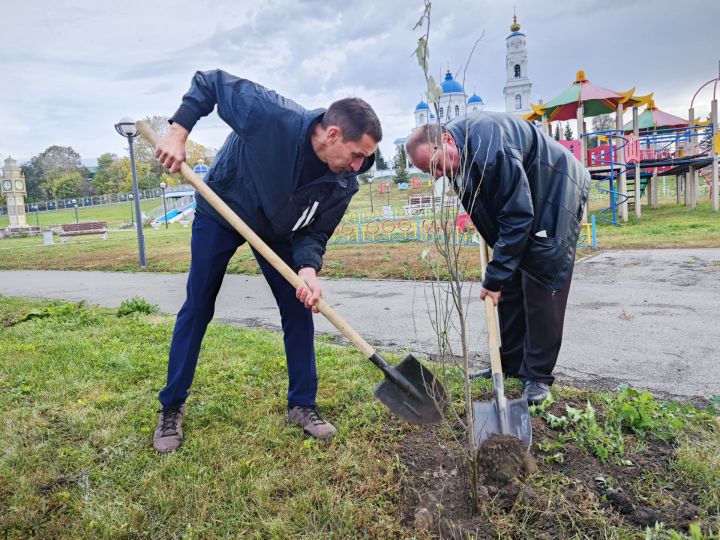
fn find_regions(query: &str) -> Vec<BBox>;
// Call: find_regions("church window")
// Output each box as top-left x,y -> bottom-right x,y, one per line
439,107 -> 444,118
455,105 -> 460,117
514,64 -> 521,78
515,95 -> 522,109
420,114 -> 424,123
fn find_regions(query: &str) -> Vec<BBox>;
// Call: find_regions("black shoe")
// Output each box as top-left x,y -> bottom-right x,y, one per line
469,368 -> 520,380
524,380 -> 551,405
469,367 -> 492,379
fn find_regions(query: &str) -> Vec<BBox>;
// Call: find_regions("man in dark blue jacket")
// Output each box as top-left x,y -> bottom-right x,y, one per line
152,70 -> 381,452
406,114 -> 590,405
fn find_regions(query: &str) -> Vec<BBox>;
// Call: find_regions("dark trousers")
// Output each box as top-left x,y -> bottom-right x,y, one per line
158,213 -> 317,408
496,265 -> 574,385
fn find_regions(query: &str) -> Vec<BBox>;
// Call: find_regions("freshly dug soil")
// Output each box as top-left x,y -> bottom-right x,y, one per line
474,434 -> 537,485
397,397 -> 713,539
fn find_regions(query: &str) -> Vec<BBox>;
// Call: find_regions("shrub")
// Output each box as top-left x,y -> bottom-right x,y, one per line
117,296 -> 159,317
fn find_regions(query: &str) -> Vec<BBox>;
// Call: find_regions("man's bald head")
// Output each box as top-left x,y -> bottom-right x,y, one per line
406,123 -> 460,179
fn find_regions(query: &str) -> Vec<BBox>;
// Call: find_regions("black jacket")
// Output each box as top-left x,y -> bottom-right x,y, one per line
446,113 -> 591,292
170,70 -> 374,272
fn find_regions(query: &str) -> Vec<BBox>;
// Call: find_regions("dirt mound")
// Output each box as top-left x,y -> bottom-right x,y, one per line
475,433 -> 537,485
397,403 -> 712,539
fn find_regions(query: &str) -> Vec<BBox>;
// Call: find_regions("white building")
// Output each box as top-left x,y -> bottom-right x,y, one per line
413,70 -> 485,128
503,13 -> 532,114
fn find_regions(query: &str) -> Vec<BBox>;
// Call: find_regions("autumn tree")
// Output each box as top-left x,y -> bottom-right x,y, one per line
22,146 -> 88,200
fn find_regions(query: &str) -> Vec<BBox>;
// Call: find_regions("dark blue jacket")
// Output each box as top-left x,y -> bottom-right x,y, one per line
446,113 -> 591,292
170,70 -> 374,272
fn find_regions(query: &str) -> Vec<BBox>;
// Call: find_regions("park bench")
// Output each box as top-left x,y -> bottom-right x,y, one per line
59,221 -> 108,243
0,226 -> 42,238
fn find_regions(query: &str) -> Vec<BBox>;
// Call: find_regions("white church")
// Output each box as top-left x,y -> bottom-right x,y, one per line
391,12 -> 533,169
411,12 -> 532,130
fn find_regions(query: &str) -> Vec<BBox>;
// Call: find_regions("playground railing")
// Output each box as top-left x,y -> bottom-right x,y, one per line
327,216 -> 597,250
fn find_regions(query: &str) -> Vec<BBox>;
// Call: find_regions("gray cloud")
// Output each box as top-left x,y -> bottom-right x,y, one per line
1,0 -> 719,162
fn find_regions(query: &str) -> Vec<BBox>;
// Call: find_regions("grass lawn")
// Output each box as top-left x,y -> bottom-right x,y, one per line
593,201 -> 720,249
1,297 -> 718,538
0,200 -> 162,229
0,199 -> 718,278
0,296 -> 404,538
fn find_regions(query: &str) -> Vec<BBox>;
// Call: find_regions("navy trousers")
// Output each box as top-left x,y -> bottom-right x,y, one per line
158,212 -> 317,408
496,265 -> 574,385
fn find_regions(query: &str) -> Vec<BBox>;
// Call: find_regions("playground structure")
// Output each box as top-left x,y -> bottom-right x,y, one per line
149,162 -> 207,226
149,188 -> 196,226
526,67 -> 720,225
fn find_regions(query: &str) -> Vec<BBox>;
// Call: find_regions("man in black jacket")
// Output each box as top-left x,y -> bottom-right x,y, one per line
406,113 -> 590,405
152,70 -> 381,452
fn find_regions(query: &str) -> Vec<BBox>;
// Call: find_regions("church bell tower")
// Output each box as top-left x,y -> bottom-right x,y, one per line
503,10 -> 532,114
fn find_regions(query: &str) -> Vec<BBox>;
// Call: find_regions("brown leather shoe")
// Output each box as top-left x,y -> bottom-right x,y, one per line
288,406 -> 337,440
153,403 -> 186,453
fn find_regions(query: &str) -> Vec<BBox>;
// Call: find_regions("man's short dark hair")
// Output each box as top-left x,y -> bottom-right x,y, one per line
322,98 -> 382,143
405,123 -> 446,162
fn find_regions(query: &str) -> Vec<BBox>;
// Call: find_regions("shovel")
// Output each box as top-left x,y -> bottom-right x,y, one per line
472,237 -> 532,449
137,121 -> 445,425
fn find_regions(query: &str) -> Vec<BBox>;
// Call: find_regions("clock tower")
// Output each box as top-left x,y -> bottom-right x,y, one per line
1,156 -> 29,227
503,10 -> 532,115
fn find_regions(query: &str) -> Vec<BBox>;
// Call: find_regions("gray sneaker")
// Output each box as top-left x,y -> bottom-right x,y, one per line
153,403 -> 186,453
288,406 -> 337,440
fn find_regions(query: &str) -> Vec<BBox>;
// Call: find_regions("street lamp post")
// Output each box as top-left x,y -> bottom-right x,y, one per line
72,199 -> 79,224
368,178 -> 374,213
129,194 -> 134,225
159,181 -> 168,229
115,117 -> 147,268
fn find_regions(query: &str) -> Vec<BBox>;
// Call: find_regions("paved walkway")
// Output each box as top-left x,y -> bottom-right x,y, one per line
1,248 -> 719,400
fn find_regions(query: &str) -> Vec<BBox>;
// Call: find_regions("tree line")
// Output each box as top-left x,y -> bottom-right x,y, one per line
12,116 -> 214,202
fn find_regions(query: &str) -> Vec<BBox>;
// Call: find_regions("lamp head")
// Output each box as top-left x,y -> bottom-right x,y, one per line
115,117 -> 138,137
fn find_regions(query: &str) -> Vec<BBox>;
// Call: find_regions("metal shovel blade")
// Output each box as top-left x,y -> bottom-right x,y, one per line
373,354 -> 446,425
473,396 -> 532,450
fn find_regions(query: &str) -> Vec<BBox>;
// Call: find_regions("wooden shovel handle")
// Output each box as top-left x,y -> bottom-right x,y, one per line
136,121 -> 376,358
479,237 -> 503,376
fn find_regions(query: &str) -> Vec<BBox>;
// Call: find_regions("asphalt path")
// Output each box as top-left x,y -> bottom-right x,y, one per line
1,248 -> 718,401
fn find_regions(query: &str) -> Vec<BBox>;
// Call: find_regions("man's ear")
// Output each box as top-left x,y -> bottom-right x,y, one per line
442,131 -> 454,146
326,126 -> 341,143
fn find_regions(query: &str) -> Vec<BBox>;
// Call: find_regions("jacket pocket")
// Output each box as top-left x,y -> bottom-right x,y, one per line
520,235 -> 565,289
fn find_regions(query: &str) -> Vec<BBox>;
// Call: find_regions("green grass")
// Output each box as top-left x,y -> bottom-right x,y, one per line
592,201 -> 720,249
1,297 -> 719,538
1,199 -> 719,278
0,199 -> 161,229
0,297 -> 404,538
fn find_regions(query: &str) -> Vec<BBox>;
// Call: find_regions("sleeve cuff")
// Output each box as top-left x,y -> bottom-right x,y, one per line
295,262 -> 319,273
169,104 -> 201,133
482,275 -> 503,292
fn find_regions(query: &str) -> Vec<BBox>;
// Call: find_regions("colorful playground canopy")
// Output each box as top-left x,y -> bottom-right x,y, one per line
525,70 -> 653,122
623,99 -> 688,132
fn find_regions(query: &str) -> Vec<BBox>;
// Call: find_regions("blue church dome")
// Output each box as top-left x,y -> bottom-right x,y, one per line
193,163 -> 209,174
467,93 -> 483,104
440,70 -> 464,94
414,100 -> 429,111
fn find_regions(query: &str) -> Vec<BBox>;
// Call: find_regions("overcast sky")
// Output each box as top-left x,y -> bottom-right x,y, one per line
2,0 -> 719,165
